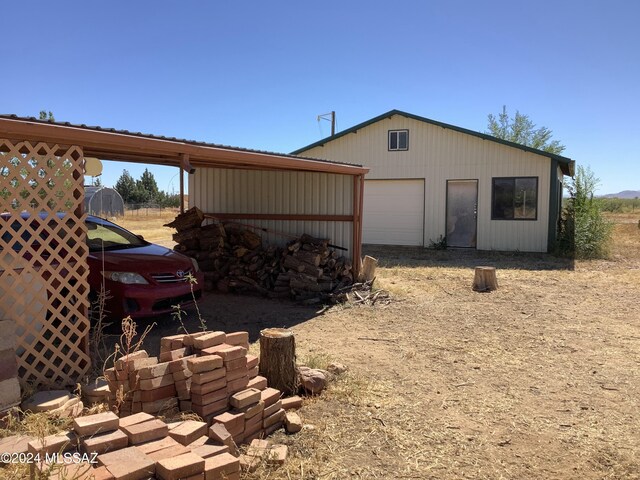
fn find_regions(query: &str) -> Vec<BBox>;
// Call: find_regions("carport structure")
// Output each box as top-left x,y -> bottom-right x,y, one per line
0,115 -> 368,387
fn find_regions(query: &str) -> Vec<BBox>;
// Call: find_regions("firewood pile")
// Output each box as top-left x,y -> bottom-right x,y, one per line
165,207 -> 355,302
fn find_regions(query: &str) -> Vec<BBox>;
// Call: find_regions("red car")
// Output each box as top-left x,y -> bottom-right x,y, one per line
1,212 -> 203,320
86,215 -> 204,319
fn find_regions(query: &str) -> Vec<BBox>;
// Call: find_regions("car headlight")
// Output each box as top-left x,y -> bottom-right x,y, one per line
102,271 -> 149,285
190,257 -> 200,273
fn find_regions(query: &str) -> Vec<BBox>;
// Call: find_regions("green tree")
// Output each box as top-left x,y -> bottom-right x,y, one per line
487,106 -> 565,154
39,110 -> 55,121
557,165 -> 612,258
114,170 -> 137,203
136,168 -> 159,203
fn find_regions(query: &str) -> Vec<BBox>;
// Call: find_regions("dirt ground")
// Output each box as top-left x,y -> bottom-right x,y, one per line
115,214 -> 640,480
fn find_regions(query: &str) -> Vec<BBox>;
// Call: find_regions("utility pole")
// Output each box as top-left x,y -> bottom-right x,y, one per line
317,111 -> 336,137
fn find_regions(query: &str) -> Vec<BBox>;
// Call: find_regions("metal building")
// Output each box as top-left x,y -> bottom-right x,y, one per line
294,110 -> 575,253
84,186 -> 125,217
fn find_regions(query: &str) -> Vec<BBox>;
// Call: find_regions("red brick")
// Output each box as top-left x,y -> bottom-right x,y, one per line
225,366 -> 248,382
114,350 -> 149,370
180,400 -> 192,411
226,376 -> 249,395
193,331 -> 226,350
267,444 -> 288,465
145,443 -> 192,462
192,397 -> 228,418
208,423 -> 232,444
224,331 -> 249,346
190,443 -> 229,459
284,411 -> 303,433
191,377 -> 226,396
28,432 -> 77,455
223,356 -> 247,371
217,346 -> 246,362
142,396 -> 178,414
191,367 -> 226,385
156,452 -> 205,480
99,446 -> 155,479
248,366 -> 259,379
200,343 -> 232,356
173,369 -> 193,381
245,412 -> 262,430
191,387 -> 228,407
161,334 -> 186,349
137,384 -> 177,402
243,420 -> 262,439
89,465 -> 115,480
137,361 -> 172,379
245,354 -> 259,369
247,375 -> 267,390
183,332 -> 208,347
73,412 -> 119,437
80,428 -> 128,455
184,474 -> 205,480
229,388 -> 261,409
264,421 -> 283,436
204,452 -> 240,480
212,412 -> 245,432
175,378 -> 192,391
263,399 -> 282,418
263,409 -> 285,429
168,420 -> 208,446
234,400 -> 264,420
260,387 -> 281,408
121,419 -> 168,445
280,395 -> 303,410
188,355 -> 223,373
119,412 -> 155,429
139,373 -> 174,390
136,436 -> 182,455
159,347 -> 189,362
169,355 -> 196,373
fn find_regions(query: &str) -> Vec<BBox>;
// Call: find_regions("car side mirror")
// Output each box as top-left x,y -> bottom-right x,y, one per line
136,234 -> 145,241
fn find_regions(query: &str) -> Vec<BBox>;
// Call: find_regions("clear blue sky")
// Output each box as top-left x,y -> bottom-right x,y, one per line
2,0 -> 638,195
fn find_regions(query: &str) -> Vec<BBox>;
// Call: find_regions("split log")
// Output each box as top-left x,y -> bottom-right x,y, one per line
472,266 -> 498,292
283,255 -> 322,277
259,328 -> 298,396
358,255 -> 378,283
164,206 -> 204,231
293,250 -> 321,267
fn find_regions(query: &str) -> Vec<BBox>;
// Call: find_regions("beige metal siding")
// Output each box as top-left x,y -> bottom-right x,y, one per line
189,168 -> 354,255
303,115 -> 552,252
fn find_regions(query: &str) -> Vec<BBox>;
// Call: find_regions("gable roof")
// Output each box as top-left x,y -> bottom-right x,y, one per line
292,109 -> 575,176
0,114 -> 368,176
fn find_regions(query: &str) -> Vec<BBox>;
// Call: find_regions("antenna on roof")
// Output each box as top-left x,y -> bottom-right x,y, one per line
317,111 -> 336,137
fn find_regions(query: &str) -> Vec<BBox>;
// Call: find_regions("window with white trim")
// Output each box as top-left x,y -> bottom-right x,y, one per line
388,130 -> 409,151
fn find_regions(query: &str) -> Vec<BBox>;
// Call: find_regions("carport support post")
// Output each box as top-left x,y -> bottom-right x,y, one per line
179,153 -> 191,214
352,174 -> 365,277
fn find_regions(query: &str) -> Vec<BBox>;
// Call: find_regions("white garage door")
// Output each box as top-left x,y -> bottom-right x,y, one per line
363,179 -> 424,246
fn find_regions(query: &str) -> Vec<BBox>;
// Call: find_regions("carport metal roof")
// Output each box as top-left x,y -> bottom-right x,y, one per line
0,115 -> 369,176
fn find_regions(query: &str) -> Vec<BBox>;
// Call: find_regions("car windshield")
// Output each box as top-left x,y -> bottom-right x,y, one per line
86,219 -> 147,252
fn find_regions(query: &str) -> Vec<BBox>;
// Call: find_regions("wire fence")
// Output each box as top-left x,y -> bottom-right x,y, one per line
124,204 -> 182,217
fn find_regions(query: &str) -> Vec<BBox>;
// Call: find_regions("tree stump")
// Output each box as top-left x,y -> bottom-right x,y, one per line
259,328 -> 298,396
472,266 -> 498,292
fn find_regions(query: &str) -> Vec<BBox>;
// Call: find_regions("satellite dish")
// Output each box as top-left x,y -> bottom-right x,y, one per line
85,157 -> 103,176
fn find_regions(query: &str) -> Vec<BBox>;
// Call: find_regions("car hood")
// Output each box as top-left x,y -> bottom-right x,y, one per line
89,244 -> 193,273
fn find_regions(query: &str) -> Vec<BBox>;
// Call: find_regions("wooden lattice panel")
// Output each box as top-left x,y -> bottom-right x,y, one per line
0,139 -> 90,386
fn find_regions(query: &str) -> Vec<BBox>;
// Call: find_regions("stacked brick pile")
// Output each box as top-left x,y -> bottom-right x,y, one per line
28,411 -> 245,479
102,329 -> 304,445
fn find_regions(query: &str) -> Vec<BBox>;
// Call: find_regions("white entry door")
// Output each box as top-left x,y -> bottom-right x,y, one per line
363,179 -> 424,246
446,180 -> 478,248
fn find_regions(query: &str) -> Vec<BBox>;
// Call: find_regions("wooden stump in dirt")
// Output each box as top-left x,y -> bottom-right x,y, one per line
259,328 -> 298,396
472,266 -> 498,292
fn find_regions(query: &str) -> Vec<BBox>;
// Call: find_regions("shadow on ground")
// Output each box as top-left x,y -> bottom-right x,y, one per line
102,292 -> 322,357
363,244 -> 575,271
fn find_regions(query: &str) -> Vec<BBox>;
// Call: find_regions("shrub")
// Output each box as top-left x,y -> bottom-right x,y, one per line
557,166 -> 612,259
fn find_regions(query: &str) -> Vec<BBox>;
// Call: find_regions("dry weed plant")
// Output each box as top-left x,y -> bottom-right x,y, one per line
103,316 -> 155,415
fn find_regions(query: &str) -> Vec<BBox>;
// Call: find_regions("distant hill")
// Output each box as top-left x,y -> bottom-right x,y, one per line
602,190 -> 640,199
